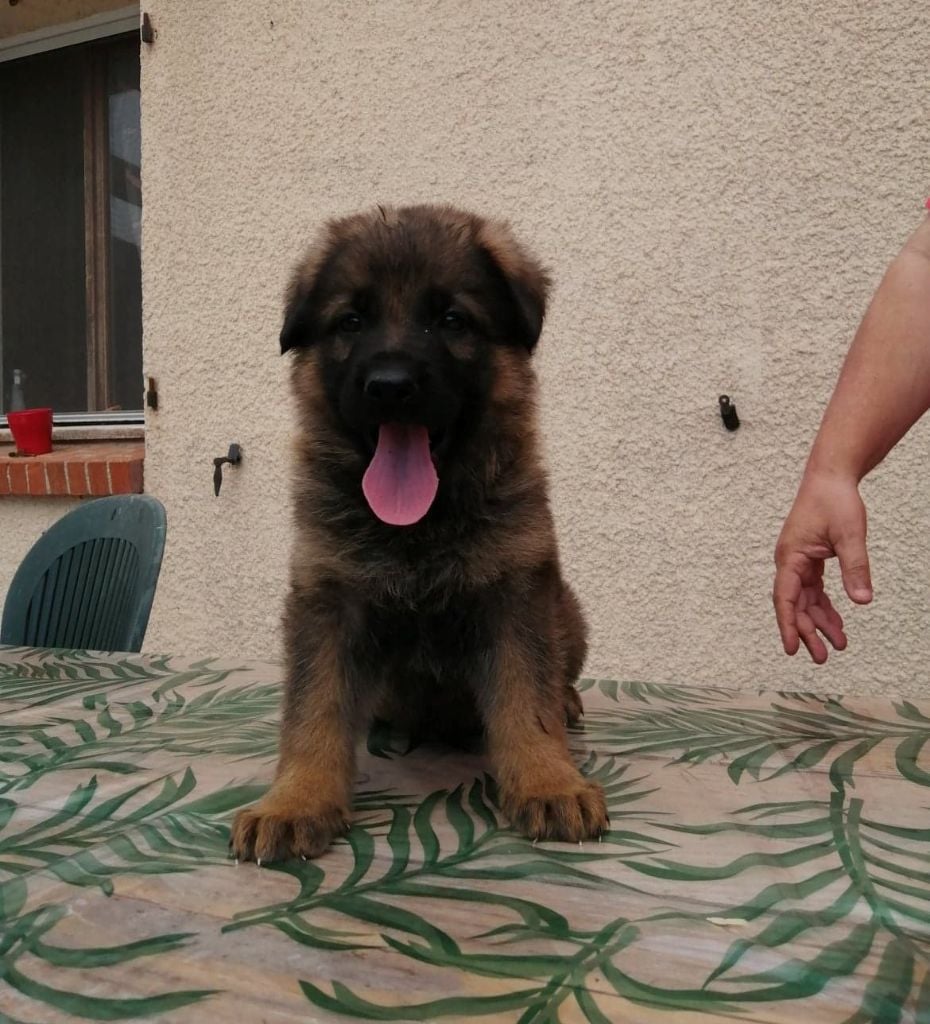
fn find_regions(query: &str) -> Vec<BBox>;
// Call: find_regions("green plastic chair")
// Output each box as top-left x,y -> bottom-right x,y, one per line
1,495 -> 167,652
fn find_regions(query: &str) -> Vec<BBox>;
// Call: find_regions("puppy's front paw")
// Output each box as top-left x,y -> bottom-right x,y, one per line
230,797 -> 350,863
503,777 -> 608,842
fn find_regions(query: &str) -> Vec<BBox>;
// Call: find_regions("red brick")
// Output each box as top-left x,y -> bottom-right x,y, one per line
0,441 -> 144,498
25,461 -> 48,495
66,461 -> 89,496
87,461 -> 110,496
8,462 -> 28,496
104,445 -> 145,462
108,459 -> 144,494
45,461 -> 68,495
108,462 -> 129,493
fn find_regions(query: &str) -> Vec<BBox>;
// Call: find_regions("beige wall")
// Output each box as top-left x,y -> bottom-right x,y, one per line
3,1 -> 930,696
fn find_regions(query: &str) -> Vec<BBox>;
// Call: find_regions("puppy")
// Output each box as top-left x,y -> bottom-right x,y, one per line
231,204 -> 606,861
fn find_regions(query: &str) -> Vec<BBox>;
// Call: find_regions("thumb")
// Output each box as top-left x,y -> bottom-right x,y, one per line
835,533 -> 873,604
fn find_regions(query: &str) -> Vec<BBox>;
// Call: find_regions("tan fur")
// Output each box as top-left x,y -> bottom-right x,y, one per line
230,604 -> 357,860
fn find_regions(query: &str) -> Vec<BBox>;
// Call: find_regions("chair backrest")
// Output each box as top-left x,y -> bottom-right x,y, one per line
1,495 -> 167,652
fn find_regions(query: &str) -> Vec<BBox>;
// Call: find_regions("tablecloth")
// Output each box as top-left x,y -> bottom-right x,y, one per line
1,646 -> 928,1022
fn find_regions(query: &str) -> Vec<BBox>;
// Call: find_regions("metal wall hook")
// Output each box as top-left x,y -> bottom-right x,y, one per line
718,395 -> 740,431
213,443 -> 242,496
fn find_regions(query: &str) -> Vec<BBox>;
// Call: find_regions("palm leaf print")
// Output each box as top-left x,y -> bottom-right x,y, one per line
2,647 -> 929,1020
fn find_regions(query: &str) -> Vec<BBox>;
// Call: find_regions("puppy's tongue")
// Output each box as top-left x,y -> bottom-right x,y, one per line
362,424 -> 438,526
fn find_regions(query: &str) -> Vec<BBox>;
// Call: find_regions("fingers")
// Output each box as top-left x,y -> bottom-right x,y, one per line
835,534 -> 873,605
772,564 -> 802,656
819,590 -> 846,637
806,599 -> 847,653
796,608 -> 829,664
774,554 -> 851,663
774,474 -> 871,661
796,595 -> 847,664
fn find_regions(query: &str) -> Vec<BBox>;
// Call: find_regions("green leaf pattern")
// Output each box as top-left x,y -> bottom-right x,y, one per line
1,647 -> 928,1021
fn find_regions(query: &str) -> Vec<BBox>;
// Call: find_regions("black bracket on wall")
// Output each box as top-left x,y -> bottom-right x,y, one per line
718,395 -> 740,431
213,444 -> 242,496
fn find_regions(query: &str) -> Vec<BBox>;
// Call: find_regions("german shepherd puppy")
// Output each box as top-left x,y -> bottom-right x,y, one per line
231,204 -> 607,862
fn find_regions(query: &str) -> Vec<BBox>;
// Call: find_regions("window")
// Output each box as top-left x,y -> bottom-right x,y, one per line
0,32 -> 142,423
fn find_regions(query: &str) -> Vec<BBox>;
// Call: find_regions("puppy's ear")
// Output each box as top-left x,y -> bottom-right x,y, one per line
476,219 -> 551,352
279,270 -> 321,354
279,239 -> 337,353
279,295 -> 307,353
282,290 -> 324,353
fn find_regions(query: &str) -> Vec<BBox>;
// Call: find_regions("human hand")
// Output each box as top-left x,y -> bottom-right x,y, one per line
773,471 -> 873,663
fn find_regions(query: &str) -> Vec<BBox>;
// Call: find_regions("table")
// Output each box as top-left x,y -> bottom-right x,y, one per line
1,646 -> 928,1022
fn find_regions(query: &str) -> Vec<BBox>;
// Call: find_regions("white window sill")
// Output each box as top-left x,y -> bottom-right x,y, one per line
0,423 -> 144,445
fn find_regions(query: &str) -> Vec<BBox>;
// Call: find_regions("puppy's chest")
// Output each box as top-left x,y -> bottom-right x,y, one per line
357,596 -> 492,676
351,523 -> 524,610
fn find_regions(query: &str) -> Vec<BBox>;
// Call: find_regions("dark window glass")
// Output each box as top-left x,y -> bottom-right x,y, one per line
106,38 -> 143,412
0,34 -> 142,418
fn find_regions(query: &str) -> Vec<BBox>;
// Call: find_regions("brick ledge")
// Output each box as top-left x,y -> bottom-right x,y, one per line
0,442 -> 144,497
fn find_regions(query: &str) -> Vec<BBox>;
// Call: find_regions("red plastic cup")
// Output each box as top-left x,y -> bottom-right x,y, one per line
8,408 -> 53,456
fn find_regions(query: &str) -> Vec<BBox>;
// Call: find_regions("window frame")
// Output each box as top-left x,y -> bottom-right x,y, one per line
0,4 -> 143,431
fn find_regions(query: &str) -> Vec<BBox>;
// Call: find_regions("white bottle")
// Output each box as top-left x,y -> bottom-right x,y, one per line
10,369 -> 25,411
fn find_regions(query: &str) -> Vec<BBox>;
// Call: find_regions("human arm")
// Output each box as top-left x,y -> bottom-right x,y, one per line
773,209 -> 930,662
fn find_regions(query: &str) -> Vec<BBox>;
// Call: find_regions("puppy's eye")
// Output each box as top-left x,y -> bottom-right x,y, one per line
441,311 -> 467,333
337,313 -> 363,334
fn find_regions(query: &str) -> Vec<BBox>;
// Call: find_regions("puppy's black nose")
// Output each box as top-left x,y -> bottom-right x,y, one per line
364,364 -> 418,405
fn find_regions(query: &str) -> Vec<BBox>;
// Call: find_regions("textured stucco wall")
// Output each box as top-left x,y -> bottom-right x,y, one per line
1,501 -> 79,599
3,1 -> 930,695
